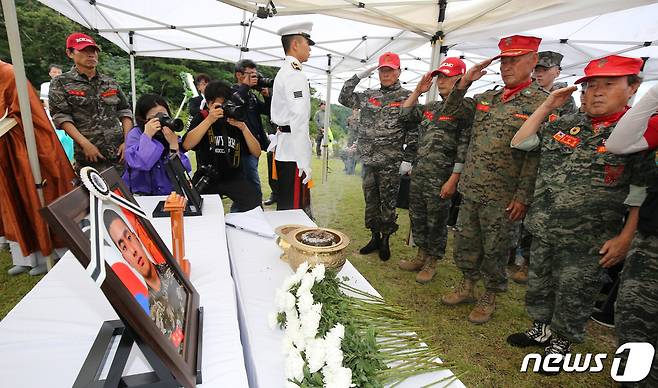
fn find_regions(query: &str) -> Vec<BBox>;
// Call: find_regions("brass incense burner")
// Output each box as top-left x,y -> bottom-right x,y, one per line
274,225 -> 350,271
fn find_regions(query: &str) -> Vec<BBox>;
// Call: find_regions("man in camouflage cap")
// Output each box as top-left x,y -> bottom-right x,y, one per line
507,55 -> 655,373
439,35 -> 549,324
339,52 -> 417,261
50,32 -> 133,173
534,51 -> 577,116
398,57 -> 471,284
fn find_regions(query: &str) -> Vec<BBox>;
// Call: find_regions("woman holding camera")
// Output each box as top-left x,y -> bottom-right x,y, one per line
122,94 -> 191,195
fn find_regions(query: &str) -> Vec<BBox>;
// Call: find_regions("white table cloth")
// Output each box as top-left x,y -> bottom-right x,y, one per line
226,209 -> 465,388
0,195 -> 248,388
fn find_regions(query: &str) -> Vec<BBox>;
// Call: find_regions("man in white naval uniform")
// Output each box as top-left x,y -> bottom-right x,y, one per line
271,22 -> 315,217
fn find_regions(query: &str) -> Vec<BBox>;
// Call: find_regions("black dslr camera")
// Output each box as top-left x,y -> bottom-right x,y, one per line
193,164 -> 217,193
216,92 -> 248,122
256,73 -> 274,89
151,112 -> 184,150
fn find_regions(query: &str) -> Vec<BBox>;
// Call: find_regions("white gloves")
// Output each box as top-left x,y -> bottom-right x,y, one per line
266,133 -> 277,152
399,161 -> 413,175
298,166 -> 312,185
357,65 -> 378,79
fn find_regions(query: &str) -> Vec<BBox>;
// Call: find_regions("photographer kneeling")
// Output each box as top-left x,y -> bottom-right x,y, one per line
123,94 -> 191,195
182,80 -> 261,212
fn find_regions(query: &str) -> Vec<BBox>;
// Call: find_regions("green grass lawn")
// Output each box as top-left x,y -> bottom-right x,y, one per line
1,154 -> 618,387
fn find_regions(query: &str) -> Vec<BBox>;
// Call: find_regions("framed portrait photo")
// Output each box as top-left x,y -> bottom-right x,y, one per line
41,168 -> 201,388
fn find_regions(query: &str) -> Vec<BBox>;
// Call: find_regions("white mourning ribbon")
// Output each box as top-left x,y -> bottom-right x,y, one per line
80,167 -> 148,286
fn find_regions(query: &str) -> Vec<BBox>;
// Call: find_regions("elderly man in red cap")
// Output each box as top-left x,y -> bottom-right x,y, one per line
339,52 -> 417,262
439,35 -> 550,324
508,55 -> 656,374
397,57 -> 472,284
49,32 -> 133,172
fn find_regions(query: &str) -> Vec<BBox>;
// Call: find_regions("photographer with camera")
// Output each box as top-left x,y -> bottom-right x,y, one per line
182,80 -> 262,212
233,59 -> 273,204
122,94 -> 191,195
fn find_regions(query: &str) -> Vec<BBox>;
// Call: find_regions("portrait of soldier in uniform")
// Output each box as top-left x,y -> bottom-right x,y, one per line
103,208 -> 187,353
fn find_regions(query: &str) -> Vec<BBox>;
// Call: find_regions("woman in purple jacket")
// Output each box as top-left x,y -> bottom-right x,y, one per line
122,94 -> 191,195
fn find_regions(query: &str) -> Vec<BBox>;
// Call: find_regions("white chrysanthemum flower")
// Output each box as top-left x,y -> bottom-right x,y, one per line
297,292 -> 314,313
281,336 -> 296,356
301,304 -> 322,339
284,291 -> 297,312
322,365 -> 353,388
305,338 -> 327,373
295,261 -> 310,277
325,346 -> 344,370
325,323 -> 345,350
311,264 -> 326,282
284,349 -> 305,382
297,272 -> 315,295
283,273 -> 302,291
268,312 -> 279,330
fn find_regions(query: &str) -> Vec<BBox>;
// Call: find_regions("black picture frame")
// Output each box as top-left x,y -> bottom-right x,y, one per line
40,168 -> 201,388
152,153 -> 204,218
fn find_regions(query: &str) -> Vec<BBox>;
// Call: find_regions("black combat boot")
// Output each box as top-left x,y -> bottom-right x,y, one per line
379,233 -> 391,261
359,231 -> 381,254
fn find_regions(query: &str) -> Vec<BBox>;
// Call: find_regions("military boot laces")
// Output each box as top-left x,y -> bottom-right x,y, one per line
441,278 -> 476,305
468,291 -> 496,324
507,320 -> 552,347
415,257 -> 437,284
540,336 -> 572,376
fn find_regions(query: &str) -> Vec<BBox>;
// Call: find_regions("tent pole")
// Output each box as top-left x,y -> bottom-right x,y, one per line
2,0 -> 54,269
427,0 -> 448,102
239,10 -> 246,60
322,54 -> 332,184
129,31 -> 137,112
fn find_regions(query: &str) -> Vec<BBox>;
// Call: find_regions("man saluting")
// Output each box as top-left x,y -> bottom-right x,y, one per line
271,22 -> 315,217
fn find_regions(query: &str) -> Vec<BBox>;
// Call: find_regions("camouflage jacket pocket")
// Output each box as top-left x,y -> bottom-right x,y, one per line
591,153 -> 628,188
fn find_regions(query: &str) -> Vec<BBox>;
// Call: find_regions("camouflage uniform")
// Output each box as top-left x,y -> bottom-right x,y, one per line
616,150 -> 658,386
524,113 -> 656,343
49,66 -> 132,172
149,263 -> 187,354
401,101 -> 471,258
339,75 -> 417,234
443,83 -> 547,292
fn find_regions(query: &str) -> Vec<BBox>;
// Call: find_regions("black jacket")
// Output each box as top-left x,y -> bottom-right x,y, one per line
231,84 -> 271,151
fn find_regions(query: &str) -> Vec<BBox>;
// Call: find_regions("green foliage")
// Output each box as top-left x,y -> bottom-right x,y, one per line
97,55 -> 152,96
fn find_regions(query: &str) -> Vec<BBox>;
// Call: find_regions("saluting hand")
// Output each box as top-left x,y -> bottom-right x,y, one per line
543,86 -> 578,111
414,72 -> 434,95
458,57 -> 494,89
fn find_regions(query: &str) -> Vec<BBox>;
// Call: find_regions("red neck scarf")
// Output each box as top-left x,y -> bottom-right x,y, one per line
501,79 -> 532,102
589,106 -> 630,127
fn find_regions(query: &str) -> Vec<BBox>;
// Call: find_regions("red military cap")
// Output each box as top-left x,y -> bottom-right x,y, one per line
431,57 -> 466,77
493,35 -> 541,59
378,52 -> 401,70
66,32 -> 100,51
575,55 -> 644,84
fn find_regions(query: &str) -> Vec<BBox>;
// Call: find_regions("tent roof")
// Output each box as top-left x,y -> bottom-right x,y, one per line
39,0 -> 658,102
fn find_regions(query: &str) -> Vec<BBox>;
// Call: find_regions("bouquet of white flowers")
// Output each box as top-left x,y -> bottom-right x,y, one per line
270,262 -> 464,387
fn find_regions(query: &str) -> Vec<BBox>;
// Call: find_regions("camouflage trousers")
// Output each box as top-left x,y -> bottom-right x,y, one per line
409,173 -> 451,258
615,233 -> 658,387
453,198 -> 512,292
526,236 -> 604,343
362,163 -> 400,235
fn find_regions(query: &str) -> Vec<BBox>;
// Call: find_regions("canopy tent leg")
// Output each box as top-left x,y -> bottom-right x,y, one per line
1,0 -> 53,270
322,54 -> 333,184
427,0 -> 448,102
129,31 -> 137,112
